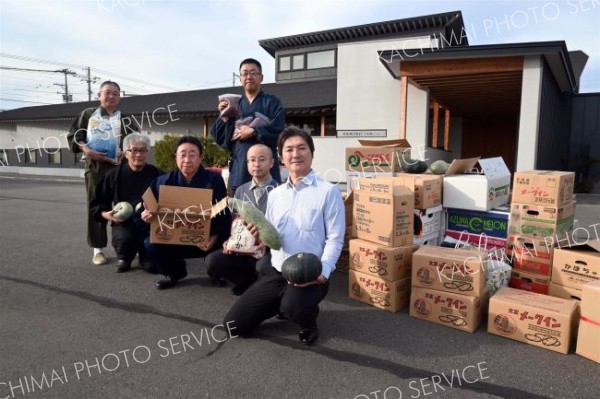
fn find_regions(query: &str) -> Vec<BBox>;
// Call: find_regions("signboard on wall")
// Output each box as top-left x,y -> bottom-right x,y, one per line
337,129 -> 387,138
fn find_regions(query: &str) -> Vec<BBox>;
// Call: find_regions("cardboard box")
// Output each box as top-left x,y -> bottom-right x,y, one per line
445,207 -> 509,239
444,230 -> 507,252
488,286 -> 579,354
513,171 -> 575,207
509,269 -> 550,294
392,173 -> 442,209
414,205 -> 443,237
349,239 -> 418,281
443,157 -> 511,211
577,280 -> 600,363
411,246 -> 487,296
353,178 -> 414,247
143,186 -> 223,246
508,201 -> 575,237
348,270 -> 411,312
345,139 -> 411,172
409,286 -> 487,333
346,171 -> 393,194
549,282 -> 582,301
414,231 -> 443,246
552,240 -> 600,289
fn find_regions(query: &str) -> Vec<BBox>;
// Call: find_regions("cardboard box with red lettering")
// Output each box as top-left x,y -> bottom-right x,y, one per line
512,171 -> 575,207
509,269 -> 550,295
353,177 -> 414,247
443,157 -> 511,211
414,205 -> 443,237
552,240 -> 600,289
346,171 -> 394,194
488,286 -> 579,354
348,270 -> 411,312
411,246 -> 487,296
409,286 -> 488,333
508,201 -> 575,237
349,238 -> 418,281
576,280 -> 600,363
345,139 -> 411,173
142,186 -> 225,246
392,173 -> 442,209
549,282 -> 582,301
507,235 -> 554,276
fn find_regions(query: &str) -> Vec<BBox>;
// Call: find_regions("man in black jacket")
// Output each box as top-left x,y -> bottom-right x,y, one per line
90,133 -> 161,273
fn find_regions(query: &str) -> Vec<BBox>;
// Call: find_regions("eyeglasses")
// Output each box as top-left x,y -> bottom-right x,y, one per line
239,71 -> 261,78
101,90 -> 120,97
127,148 -> 148,154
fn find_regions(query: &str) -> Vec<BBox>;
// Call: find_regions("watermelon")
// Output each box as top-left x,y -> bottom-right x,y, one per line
402,159 -> 428,174
282,253 -> 322,284
112,201 -> 133,221
228,198 -> 282,250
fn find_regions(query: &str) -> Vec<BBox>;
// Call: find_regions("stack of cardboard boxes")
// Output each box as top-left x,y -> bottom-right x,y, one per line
507,171 -> 576,295
348,176 -> 418,312
409,246 -> 489,332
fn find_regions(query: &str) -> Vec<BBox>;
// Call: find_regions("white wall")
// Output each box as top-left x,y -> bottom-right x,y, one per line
405,82 -> 429,161
312,36 -> 436,178
516,55 -> 543,171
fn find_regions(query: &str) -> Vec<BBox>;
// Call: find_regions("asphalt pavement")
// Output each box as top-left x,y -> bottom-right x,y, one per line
0,177 -> 599,399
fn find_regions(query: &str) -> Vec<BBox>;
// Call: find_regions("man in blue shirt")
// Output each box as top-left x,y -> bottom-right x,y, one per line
223,127 -> 345,345
211,58 -> 285,194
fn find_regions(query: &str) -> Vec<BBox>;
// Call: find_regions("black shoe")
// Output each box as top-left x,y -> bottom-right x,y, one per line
116,260 -> 131,273
299,327 -> 319,346
275,313 -> 288,320
155,272 -> 187,290
210,276 -> 227,287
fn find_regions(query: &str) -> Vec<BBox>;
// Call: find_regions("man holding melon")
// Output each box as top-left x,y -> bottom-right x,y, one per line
90,133 -> 161,273
224,127 -> 345,345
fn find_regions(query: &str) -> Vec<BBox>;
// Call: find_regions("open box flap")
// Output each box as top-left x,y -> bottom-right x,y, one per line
358,139 -> 411,148
561,239 -> 600,254
444,157 -> 480,176
478,157 -> 510,179
142,187 -> 158,212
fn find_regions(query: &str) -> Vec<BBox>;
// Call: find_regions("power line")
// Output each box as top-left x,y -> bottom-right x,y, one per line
0,98 -> 55,105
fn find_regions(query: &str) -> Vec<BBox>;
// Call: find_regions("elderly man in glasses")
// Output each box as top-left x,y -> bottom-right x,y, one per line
90,133 -> 161,273
211,58 -> 286,195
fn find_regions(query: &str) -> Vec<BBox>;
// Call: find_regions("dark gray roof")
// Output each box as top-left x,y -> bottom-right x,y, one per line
259,11 -> 467,56
0,79 -> 337,122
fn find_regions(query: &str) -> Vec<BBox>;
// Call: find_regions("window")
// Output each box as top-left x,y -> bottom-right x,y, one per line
26,149 -> 37,164
48,149 -> 62,165
292,54 -> 305,69
279,56 -> 291,72
307,50 -> 335,69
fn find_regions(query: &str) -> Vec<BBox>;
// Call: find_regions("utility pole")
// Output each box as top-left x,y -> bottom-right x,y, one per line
53,69 -> 76,103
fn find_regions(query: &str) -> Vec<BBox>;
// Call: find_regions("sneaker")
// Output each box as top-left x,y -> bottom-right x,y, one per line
92,252 -> 107,265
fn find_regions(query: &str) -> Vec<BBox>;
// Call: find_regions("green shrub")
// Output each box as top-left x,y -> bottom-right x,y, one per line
153,134 -> 231,172
153,134 -> 180,172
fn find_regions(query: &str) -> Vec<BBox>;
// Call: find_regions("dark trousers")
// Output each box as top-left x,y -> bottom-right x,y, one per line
144,238 -> 212,278
112,223 -> 146,264
205,249 -> 258,290
85,159 -> 114,248
223,264 -> 329,336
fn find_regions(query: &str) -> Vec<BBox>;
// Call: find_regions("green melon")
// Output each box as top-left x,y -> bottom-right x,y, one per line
228,198 -> 282,250
112,201 -> 133,221
281,253 -> 322,284
430,160 -> 450,175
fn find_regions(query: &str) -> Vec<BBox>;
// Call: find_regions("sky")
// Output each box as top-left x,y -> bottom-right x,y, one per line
1,0 -> 599,111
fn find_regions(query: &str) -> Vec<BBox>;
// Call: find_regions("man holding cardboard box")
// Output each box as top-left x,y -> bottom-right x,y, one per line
140,136 -> 231,290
